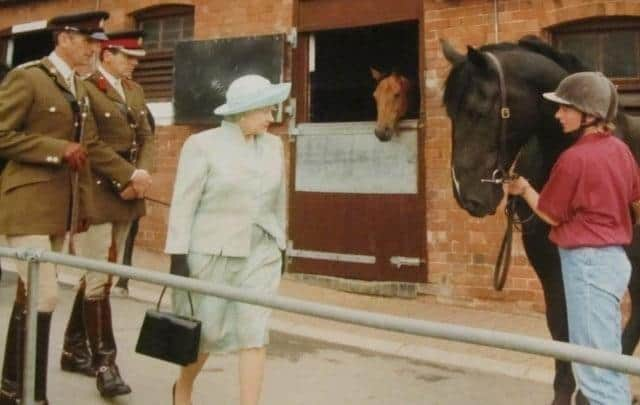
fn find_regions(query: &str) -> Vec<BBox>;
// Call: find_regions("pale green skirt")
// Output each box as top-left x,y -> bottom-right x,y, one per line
172,226 -> 282,353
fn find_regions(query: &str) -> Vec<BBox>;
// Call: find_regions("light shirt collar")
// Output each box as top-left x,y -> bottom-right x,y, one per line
98,65 -> 125,99
221,120 -> 263,144
48,51 -> 75,83
221,120 -> 242,134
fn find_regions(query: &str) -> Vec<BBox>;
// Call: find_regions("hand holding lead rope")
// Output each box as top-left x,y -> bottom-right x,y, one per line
505,176 -> 532,197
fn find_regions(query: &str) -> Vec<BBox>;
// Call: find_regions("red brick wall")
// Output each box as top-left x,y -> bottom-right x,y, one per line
193,0 -> 293,38
1,0 -> 639,312
0,0 -> 188,30
135,125 -> 194,251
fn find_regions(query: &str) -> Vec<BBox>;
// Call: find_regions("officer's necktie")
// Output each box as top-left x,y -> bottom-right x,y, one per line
114,80 -> 125,100
66,75 -> 76,97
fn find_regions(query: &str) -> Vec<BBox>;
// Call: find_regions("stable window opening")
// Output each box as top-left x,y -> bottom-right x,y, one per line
552,17 -> 640,114
307,21 -> 419,123
132,4 -> 194,101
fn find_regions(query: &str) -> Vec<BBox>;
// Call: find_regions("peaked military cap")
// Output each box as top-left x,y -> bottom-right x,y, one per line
48,11 -> 110,41
102,30 -> 146,57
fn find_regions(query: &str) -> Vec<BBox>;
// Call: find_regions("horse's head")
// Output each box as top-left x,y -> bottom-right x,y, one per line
441,38 -> 567,217
371,68 -> 410,142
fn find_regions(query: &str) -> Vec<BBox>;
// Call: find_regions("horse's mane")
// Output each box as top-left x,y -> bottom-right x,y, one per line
443,36 -> 585,113
516,35 -> 587,73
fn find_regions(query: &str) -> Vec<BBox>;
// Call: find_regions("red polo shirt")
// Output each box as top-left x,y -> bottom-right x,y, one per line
538,131 -> 640,248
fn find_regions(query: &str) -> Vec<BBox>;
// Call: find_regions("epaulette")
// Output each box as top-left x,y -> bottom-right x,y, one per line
86,73 -> 109,93
14,60 -> 42,70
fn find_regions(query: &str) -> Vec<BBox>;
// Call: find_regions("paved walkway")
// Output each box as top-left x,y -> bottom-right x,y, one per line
2,246 -> 640,396
1,271 -> 555,404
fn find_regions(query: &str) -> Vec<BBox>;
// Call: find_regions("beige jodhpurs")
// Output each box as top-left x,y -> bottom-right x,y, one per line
74,221 -> 131,298
6,234 -> 66,312
6,222 -> 132,309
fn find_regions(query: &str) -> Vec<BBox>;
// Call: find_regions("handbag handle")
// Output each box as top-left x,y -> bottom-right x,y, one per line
156,286 -> 195,316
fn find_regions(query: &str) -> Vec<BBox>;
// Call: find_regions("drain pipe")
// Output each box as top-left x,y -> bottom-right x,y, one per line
493,0 -> 500,43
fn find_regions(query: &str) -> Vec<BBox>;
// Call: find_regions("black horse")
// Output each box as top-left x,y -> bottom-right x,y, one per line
441,36 -> 640,404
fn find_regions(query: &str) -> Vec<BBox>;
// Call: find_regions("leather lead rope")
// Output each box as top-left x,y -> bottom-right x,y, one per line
494,198 -> 515,291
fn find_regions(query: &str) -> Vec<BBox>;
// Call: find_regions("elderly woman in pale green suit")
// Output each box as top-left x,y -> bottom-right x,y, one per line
165,74 -> 290,405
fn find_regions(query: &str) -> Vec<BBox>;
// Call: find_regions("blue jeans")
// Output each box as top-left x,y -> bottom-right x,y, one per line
559,246 -> 631,405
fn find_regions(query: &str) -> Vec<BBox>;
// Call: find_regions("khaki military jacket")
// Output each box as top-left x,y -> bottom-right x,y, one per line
84,72 -> 155,224
0,58 -> 135,235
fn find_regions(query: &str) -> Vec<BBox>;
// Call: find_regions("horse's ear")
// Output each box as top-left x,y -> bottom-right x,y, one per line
441,39 -> 465,66
370,67 -> 384,82
467,46 -> 488,70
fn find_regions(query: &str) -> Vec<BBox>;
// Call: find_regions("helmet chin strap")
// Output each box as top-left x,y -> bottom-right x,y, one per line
567,113 -> 600,139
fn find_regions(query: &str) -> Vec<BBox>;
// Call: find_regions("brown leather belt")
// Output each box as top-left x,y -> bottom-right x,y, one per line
117,149 -> 138,164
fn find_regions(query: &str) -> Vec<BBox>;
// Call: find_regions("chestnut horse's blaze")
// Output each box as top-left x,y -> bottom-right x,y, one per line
371,67 -> 410,142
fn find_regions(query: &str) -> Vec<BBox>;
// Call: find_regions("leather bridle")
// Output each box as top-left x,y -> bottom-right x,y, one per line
481,51 -> 511,185
481,51 -> 518,291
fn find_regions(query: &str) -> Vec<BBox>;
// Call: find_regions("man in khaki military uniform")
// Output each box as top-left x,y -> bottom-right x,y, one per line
0,12 -> 151,404
59,30 -> 154,398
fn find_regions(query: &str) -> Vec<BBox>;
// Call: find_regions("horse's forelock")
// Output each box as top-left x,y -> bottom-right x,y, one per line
443,61 -> 483,116
376,73 -> 410,96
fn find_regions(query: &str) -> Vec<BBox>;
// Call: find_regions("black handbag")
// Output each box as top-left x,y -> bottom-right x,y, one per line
135,286 -> 201,366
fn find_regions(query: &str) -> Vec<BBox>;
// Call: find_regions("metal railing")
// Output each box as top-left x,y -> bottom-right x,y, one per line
3,245 -> 640,404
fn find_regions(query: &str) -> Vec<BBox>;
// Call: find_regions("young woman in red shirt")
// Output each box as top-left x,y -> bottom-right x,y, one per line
507,71 -> 640,405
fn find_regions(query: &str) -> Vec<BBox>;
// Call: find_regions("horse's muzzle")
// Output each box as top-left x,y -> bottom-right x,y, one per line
374,127 -> 393,142
460,197 -> 497,217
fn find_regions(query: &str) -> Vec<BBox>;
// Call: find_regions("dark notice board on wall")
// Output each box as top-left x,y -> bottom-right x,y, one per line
173,35 -> 285,125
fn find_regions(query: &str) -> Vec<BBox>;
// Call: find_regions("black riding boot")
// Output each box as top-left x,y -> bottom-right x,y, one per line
34,312 -> 52,405
85,296 -> 131,398
0,297 -> 26,405
60,282 -> 95,376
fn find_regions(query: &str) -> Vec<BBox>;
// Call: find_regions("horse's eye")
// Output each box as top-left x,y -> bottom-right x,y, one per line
394,93 -> 400,99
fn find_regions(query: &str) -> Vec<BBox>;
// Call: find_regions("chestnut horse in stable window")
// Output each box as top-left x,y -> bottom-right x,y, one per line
371,67 -> 411,142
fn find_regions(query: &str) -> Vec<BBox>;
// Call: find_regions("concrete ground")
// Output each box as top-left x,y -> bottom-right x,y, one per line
1,246 -> 640,403
0,271 -> 553,405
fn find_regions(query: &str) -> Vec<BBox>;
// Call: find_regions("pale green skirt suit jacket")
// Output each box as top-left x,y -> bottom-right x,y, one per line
165,121 -> 286,353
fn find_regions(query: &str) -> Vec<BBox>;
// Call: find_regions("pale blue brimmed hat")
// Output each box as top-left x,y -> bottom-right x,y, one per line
214,74 -> 291,116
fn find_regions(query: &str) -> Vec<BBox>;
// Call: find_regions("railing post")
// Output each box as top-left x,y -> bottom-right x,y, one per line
22,249 -> 41,405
